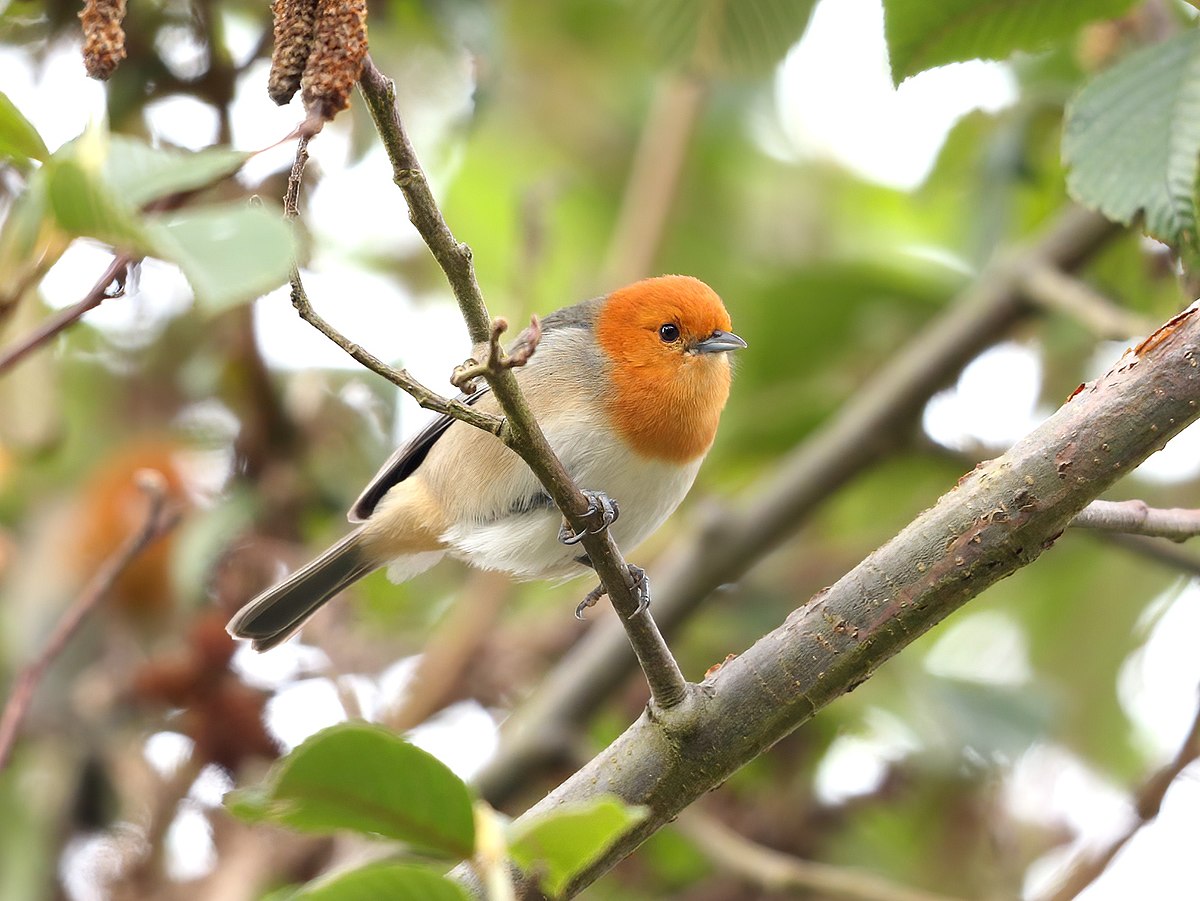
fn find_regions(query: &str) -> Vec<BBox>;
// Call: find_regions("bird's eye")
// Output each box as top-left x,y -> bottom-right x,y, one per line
658,323 -> 680,342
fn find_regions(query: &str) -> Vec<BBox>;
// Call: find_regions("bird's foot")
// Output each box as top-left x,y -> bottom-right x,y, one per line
575,564 -> 650,620
558,490 -> 620,546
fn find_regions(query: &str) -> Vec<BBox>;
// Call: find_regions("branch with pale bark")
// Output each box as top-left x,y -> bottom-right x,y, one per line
452,302 -> 1200,898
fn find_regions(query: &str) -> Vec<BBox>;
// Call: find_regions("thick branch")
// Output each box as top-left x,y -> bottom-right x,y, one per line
1036,697 -> 1200,901
0,472 -> 178,771
476,205 -> 1120,802
356,57 -> 688,709
471,303 -> 1200,898
1071,498 -> 1200,541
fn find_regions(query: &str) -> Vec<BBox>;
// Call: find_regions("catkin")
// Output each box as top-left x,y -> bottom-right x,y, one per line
301,0 -> 368,123
79,0 -> 127,80
267,0 -> 319,105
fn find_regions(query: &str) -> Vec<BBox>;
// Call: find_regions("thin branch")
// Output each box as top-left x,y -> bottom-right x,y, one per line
467,301 -> 1200,899
1036,696 -> 1200,901
1020,263 -> 1154,340
675,810 -> 966,901
0,471 -> 178,771
282,137 -> 503,436
1099,532 -> 1200,579
451,315 -> 542,393
0,253 -> 132,376
1071,499 -> 1200,542
357,56 -> 689,710
475,205 -> 1121,805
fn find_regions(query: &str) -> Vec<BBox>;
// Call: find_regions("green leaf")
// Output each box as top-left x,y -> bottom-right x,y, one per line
144,202 -> 294,311
1063,29 -> 1200,258
0,92 -> 48,163
103,136 -> 251,209
883,0 -> 1140,85
44,152 -> 152,253
225,723 -> 475,858
293,863 -> 470,901
637,0 -> 817,76
508,795 -> 646,898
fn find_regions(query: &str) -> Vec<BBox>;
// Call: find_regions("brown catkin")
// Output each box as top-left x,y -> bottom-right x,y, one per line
79,0 -> 127,80
301,0 -> 369,123
268,0 -> 319,105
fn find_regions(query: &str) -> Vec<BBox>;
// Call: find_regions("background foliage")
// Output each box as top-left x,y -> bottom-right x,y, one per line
2,0 -> 1199,899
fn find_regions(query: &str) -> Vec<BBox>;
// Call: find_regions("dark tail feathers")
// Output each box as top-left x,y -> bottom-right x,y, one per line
227,530 -> 374,652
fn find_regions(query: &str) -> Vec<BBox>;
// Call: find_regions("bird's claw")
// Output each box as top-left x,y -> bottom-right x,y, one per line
558,490 -> 620,546
574,564 -> 650,620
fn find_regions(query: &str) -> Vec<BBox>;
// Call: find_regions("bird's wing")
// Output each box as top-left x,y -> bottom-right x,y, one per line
347,298 -> 605,524
348,385 -> 492,523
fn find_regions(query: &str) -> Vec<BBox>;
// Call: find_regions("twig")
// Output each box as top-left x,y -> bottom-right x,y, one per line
1071,499 -> 1200,541
282,137 -> 503,436
676,810 -> 965,901
0,254 -> 132,377
451,315 -> 542,392
0,471 -> 178,771
357,56 -> 689,711
1020,263 -> 1154,339
1036,696 -> 1200,901
475,205 -> 1121,805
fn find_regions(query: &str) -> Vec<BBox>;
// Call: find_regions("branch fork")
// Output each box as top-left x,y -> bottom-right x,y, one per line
450,314 -> 542,393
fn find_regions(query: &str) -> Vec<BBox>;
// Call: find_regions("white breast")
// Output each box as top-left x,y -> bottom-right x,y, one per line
439,418 -> 702,579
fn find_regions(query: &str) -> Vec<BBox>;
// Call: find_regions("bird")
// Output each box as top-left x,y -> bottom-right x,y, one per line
227,274 -> 746,651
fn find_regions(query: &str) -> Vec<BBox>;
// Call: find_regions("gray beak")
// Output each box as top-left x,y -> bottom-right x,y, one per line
694,329 -> 748,354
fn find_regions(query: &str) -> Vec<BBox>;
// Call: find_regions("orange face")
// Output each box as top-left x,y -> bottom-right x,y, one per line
596,275 -> 744,463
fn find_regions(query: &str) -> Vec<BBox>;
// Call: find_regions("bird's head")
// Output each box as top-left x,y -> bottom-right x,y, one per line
596,275 -> 745,462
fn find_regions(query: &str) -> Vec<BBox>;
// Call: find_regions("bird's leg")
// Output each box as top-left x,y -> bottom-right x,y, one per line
575,563 -> 650,620
558,489 -> 620,546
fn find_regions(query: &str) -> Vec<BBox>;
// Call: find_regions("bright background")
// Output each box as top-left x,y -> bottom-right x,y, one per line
1,1 -> 1198,899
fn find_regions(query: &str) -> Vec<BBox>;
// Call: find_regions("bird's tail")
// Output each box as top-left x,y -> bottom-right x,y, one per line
227,529 -> 375,652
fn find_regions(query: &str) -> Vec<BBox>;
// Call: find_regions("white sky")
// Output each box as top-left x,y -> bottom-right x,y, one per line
8,0 -> 1200,897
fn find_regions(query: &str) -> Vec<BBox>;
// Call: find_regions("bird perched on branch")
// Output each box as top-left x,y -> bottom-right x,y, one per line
228,275 -> 746,651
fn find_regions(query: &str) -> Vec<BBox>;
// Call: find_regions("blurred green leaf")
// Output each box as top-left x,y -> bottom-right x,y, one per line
225,723 -> 475,858
145,202 -> 293,310
884,0 -> 1140,85
0,91 -> 48,164
44,132 -> 152,252
637,0 -> 817,76
509,795 -> 646,897
1064,29 -> 1200,261
104,136 -> 251,209
919,677 -> 1054,758
293,862 -> 469,901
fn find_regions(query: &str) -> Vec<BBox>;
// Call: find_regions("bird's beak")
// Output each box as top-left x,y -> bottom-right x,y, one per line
694,329 -> 748,354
